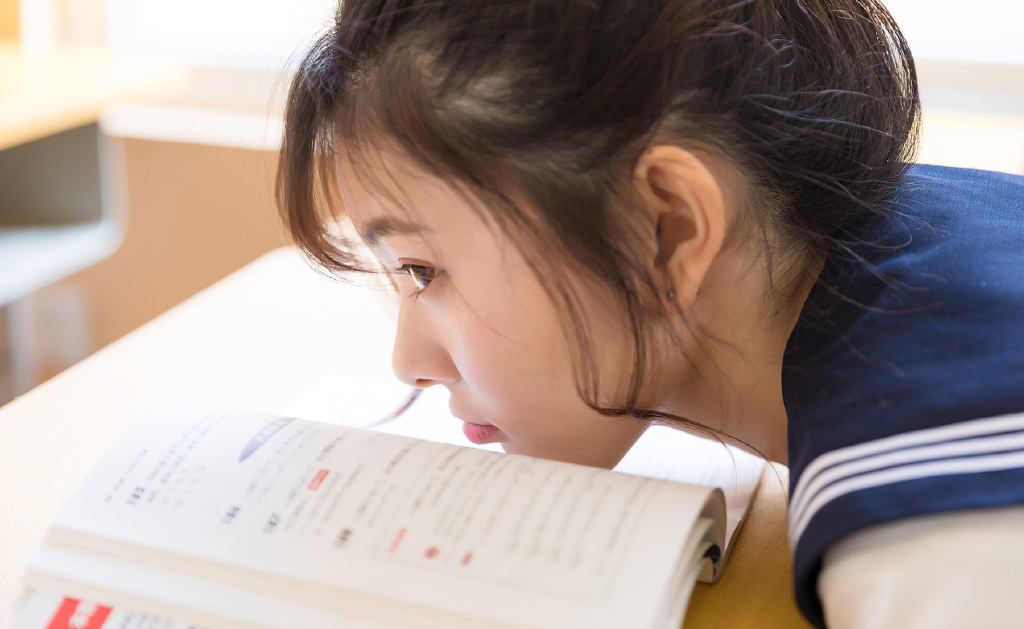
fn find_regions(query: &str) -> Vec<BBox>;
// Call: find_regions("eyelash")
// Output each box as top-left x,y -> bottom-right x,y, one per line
394,263 -> 439,292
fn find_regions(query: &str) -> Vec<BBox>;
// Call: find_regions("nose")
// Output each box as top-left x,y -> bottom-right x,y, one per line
391,297 -> 459,388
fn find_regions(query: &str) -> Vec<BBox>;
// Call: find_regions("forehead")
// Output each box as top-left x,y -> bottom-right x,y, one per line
335,147 -> 496,247
357,215 -> 430,249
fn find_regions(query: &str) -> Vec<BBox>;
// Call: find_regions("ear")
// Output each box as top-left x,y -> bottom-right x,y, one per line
633,145 -> 727,309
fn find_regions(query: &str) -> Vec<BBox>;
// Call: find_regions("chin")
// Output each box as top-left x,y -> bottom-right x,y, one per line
500,442 -> 549,459
497,442 -> 516,455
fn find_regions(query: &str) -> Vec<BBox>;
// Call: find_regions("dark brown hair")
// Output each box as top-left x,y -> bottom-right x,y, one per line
278,0 -> 920,426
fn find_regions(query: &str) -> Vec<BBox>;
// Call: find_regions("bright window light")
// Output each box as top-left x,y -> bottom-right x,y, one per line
107,0 -> 337,69
883,0 -> 1024,65
109,1 -> 1024,69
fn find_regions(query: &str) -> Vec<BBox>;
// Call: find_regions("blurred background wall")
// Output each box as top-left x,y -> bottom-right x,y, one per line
0,0 -> 1022,405
0,0 -> 335,403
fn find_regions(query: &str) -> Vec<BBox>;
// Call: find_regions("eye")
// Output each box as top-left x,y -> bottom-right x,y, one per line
396,263 -> 439,290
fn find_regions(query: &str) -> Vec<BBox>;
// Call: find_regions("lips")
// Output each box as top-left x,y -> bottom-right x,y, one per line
449,391 -> 502,445
462,421 -> 501,445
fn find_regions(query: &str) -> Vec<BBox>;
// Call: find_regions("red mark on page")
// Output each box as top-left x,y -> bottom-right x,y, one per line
388,527 -> 406,553
308,469 -> 329,491
46,598 -> 112,629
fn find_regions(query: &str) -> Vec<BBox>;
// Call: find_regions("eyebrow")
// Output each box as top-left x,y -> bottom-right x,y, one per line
358,217 -> 430,247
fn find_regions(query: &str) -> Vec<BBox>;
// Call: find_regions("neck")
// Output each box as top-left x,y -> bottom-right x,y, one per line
662,251 -> 822,465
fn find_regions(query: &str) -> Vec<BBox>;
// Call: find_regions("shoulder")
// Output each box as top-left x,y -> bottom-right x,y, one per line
782,164 -> 1024,627
785,164 -> 1024,450
890,164 -> 1024,254
899,163 -> 1024,210
818,504 -> 1024,629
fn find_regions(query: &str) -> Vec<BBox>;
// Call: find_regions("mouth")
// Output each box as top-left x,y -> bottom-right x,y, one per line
447,392 -> 502,445
461,421 -> 502,445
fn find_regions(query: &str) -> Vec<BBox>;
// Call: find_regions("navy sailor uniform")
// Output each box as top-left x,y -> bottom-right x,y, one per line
782,164 -> 1024,628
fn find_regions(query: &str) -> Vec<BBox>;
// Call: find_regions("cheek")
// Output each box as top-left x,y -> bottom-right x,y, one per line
452,286 -> 574,398
444,260 -> 580,407
438,256 -> 644,467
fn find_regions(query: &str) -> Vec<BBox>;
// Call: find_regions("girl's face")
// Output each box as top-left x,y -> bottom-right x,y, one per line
338,152 -> 649,468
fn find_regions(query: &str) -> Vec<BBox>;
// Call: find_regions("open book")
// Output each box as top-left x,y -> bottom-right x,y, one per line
12,397 -> 764,629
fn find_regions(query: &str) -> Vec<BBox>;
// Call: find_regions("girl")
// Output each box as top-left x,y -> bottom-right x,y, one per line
278,1 -> 1024,627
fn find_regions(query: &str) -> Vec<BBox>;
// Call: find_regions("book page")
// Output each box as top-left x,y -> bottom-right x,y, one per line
34,401 -> 721,629
13,589 -> 199,629
289,373 -> 765,557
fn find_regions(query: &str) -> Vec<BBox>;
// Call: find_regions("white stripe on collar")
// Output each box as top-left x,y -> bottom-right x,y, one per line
789,411 -> 1024,546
